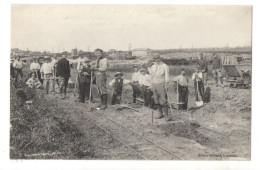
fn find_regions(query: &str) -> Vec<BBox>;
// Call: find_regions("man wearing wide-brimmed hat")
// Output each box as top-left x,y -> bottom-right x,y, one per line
149,55 -> 170,121
109,72 -> 130,105
91,48 -> 108,109
77,57 -> 92,103
40,56 -> 54,94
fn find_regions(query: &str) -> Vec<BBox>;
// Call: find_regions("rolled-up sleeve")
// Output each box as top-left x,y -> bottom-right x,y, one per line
164,64 -> 169,83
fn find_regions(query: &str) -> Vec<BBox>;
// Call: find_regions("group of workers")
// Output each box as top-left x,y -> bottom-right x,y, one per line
11,49 -> 224,122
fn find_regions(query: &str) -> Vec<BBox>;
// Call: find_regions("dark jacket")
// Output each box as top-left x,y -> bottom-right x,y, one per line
212,58 -> 222,70
79,65 -> 91,83
10,63 -> 15,78
197,59 -> 208,72
57,58 -> 70,78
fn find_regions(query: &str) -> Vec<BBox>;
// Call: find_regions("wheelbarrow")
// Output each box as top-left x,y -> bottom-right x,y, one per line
222,64 -> 251,89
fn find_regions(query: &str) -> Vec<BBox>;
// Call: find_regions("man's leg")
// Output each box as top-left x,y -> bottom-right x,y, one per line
157,84 -> 170,121
85,82 -> 91,100
111,92 -> 117,105
152,83 -> 163,119
59,77 -> 64,98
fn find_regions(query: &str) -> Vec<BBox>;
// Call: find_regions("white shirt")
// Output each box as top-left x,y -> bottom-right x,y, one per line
149,62 -> 169,84
139,74 -> 152,87
95,58 -> 108,72
109,78 -> 131,86
26,78 -> 41,86
30,62 -> 41,70
174,75 -> 189,86
192,72 -> 203,81
13,60 -> 26,69
77,58 -> 85,71
40,63 -> 53,74
132,71 -> 140,83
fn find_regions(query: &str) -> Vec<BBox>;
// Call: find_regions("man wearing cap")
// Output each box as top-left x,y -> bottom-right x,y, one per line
197,53 -> 208,86
40,56 -> 54,94
130,65 -> 141,103
30,57 -> 41,83
211,53 -> 224,87
56,54 -> 71,99
13,56 -> 26,87
91,49 -> 108,109
109,72 -> 130,105
77,57 -> 92,103
149,55 -> 170,121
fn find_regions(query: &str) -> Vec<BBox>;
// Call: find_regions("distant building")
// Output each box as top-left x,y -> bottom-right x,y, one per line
71,48 -> 78,56
132,48 -> 152,57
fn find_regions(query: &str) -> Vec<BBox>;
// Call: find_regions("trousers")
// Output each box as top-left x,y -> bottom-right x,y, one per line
152,83 -> 167,106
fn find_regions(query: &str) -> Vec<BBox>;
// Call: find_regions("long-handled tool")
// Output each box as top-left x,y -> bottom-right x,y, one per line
195,80 -> 204,107
165,83 -> 174,115
73,73 -> 79,97
89,70 -> 93,103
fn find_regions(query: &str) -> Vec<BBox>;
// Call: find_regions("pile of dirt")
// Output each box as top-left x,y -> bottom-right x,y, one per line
157,121 -> 212,146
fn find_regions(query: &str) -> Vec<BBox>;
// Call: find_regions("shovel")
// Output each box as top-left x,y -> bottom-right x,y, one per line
73,73 -> 79,97
195,80 -> 204,107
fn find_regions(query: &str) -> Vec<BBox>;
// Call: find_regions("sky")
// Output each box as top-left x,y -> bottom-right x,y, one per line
11,5 -> 252,52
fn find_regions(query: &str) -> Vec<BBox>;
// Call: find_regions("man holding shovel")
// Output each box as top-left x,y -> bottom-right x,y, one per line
149,55 -> 170,121
192,66 -> 204,106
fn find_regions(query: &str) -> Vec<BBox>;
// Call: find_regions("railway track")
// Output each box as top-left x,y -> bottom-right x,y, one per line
50,94 -> 183,160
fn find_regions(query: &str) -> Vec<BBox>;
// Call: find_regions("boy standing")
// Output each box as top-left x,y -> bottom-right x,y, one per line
174,69 -> 189,110
139,68 -> 153,108
78,58 -> 91,103
130,65 -> 141,103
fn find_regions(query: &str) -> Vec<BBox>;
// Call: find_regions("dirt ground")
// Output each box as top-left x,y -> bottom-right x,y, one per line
55,68 -> 251,160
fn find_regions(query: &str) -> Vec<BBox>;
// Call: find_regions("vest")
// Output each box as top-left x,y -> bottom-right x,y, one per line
114,78 -> 123,94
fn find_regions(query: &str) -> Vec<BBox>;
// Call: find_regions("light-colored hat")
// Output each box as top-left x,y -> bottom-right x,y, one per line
83,58 -> 90,62
114,72 -> 124,77
44,56 -> 50,59
10,58 -> 14,61
153,55 -> 161,60
139,68 -> 146,73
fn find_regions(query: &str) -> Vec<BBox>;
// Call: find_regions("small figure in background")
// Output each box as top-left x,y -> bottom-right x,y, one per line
109,72 -> 130,105
139,68 -> 153,108
174,69 -> 189,110
10,58 -> 15,82
211,53 -> 224,87
192,66 -> 204,102
130,65 -> 141,103
26,72 -> 41,89
13,55 -> 26,87
197,53 -> 208,86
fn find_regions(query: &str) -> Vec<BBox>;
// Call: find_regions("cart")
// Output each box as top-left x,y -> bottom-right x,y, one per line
223,64 -> 251,88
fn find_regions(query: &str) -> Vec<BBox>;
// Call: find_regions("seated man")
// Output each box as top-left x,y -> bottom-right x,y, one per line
26,72 -> 41,89
109,72 -> 130,105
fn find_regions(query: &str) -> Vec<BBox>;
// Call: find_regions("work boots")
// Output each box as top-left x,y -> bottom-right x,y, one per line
163,106 -> 170,121
155,104 -> 163,119
100,94 -> 107,110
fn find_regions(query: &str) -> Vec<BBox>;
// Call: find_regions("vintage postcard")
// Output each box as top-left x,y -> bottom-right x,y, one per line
10,4 -> 251,161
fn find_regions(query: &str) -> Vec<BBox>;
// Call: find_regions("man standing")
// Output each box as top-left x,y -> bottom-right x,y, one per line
149,55 -> 170,121
174,69 -> 189,110
130,65 -> 141,103
13,56 -> 26,87
30,57 -> 41,82
211,53 -> 224,87
197,53 -> 208,86
192,66 -> 204,102
78,58 -> 91,103
56,54 -> 71,99
139,68 -> 153,108
40,56 -> 54,94
91,49 -> 108,109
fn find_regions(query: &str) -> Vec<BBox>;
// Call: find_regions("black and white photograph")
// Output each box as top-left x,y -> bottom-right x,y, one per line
9,4 -> 253,163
